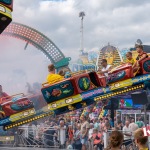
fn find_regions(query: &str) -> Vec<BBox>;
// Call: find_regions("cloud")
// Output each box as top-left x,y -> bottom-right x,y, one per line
0,0 -> 150,94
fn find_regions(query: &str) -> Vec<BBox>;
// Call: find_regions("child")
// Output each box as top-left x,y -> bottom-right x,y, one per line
133,45 -> 148,74
136,45 -> 148,62
58,70 -> 65,76
91,128 -> 102,150
46,64 -> 64,84
126,52 -> 135,65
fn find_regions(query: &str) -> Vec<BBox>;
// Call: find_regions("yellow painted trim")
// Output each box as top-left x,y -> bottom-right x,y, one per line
0,4 -> 12,19
9,108 -> 36,122
48,94 -> 82,110
109,79 -> 132,90
0,136 -> 14,141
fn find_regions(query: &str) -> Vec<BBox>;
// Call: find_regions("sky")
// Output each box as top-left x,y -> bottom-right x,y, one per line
0,0 -> 150,94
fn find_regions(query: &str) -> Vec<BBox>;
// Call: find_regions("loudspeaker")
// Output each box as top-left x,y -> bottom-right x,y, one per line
131,91 -> 150,105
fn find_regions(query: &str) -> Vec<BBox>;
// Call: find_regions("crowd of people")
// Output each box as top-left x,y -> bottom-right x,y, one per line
14,111 -> 148,150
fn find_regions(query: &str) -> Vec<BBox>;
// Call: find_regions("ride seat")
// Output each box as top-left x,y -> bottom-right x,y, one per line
139,57 -> 150,74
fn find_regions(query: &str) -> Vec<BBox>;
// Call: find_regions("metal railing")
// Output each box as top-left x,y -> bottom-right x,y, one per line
15,126 -> 59,148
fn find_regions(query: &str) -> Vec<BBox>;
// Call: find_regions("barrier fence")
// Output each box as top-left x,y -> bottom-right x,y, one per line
0,127 -> 150,149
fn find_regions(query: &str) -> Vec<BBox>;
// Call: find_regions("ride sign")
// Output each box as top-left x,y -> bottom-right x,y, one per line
143,126 -> 150,136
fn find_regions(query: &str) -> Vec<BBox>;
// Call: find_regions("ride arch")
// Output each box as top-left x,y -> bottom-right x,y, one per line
2,22 -> 71,70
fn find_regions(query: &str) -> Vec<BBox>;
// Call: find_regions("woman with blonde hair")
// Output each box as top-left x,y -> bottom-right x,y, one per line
134,128 -> 148,150
105,130 -> 123,150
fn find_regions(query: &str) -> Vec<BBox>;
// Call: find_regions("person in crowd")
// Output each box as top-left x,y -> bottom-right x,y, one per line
43,121 -> 57,148
57,120 -> 66,149
98,59 -> 112,77
73,124 -> 82,150
125,51 -> 135,65
105,130 -> 123,150
46,64 -> 64,84
116,120 -> 123,130
134,128 -> 148,150
68,125 -> 74,142
88,123 -> 94,150
99,118 -> 104,131
91,128 -> 102,150
122,120 -> 132,147
136,117 -> 145,128
93,117 -> 99,131
80,115 -> 90,150
129,118 -> 138,136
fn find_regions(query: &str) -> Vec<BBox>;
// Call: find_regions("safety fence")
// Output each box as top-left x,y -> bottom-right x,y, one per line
0,126 -> 60,148
1,127 -> 150,149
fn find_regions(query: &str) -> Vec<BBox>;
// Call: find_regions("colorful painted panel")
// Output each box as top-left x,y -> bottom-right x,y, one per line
2,97 -> 34,116
143,59 -> 150,73
9,108 -> 35,122
78,77 -> 90,91
108,71 -> 126,83
41,80 -> 74,103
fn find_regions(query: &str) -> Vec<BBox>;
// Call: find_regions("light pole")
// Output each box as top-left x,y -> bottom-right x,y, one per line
79,11 -> 85,54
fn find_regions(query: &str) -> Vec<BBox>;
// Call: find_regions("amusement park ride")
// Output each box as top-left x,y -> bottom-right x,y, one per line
0,57 -> 150,130
0,0 -> 150,131
0,0 -> 13,33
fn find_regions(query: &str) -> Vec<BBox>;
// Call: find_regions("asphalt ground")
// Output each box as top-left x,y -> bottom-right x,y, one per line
0,147 -> 61,150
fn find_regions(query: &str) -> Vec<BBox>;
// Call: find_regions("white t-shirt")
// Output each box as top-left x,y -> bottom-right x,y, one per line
88,128 -> 94,138
129,123 -> 138,139
58,125 -> 66,145
123,125 -> 131,140
102,65 -> 111,77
